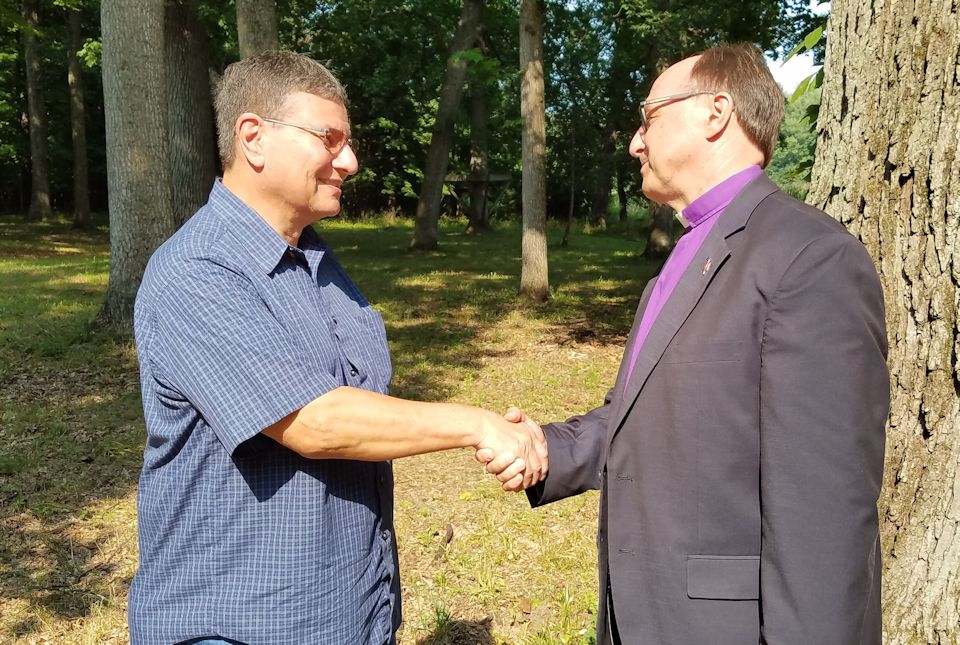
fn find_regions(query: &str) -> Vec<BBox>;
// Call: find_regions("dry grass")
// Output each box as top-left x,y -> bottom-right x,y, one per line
0,213 -> 655,644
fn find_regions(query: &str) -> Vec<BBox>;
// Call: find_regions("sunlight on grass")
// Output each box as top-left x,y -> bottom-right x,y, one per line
0,214 -> 656,644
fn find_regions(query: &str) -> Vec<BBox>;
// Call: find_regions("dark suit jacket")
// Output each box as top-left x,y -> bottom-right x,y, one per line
528,175 -> 888,645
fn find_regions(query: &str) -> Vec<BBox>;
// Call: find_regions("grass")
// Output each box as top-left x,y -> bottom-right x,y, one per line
0,212 -> 657,644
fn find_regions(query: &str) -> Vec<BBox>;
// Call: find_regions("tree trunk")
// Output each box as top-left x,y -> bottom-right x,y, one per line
99,0 -> 177,329
466,78 -> 491,234
589,125 -> 614,230
166,0 -> 216,227
409,0 -> 483,251
518,0 -> 548,302
22,0 -> 51,221
236,0 -> 278,58
808,0 -> 960,642
561,118 -> 576,248
616,164 -> 628,222
66,7 -> 90,228
644,202 -> 675,258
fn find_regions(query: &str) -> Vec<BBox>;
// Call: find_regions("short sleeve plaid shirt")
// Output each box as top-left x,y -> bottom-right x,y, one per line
129,180 -> 399,645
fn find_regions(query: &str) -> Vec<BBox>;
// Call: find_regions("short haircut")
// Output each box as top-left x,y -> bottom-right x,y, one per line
214,51 -> 348,168
689,43 -> 784,167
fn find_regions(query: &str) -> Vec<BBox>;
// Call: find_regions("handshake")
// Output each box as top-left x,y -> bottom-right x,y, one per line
472,407 -> 547,493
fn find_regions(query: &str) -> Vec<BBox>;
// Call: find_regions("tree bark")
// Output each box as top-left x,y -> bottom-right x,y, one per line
22,0 -> 51,221
99,0 -> 177,329
808,0 -> 960,642
409,0 -> 483,251
518,0 -> 549,302
466,78 -> 491,234
644,202 -> 675,258
236,0 -> 278,58
166,0 -> 216,227
66,7 -> 90,228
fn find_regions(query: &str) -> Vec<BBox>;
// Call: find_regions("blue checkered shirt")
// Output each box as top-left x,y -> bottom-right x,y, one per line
129,180 -> 399,645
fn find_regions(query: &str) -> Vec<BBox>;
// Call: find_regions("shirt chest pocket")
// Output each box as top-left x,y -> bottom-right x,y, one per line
330,307 -> 393,393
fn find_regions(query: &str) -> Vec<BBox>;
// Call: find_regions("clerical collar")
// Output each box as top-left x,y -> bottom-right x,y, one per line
680,165 -> 763,229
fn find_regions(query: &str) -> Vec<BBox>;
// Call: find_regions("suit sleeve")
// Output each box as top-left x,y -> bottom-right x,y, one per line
758,232 -> 888,643
526,388 -> 614,507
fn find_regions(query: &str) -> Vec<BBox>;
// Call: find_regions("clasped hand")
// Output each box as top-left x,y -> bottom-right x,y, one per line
474,407 -> 546,492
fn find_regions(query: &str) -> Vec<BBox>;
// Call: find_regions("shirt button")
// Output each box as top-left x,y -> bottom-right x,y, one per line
350,366 -> 358,376
381,529 -> 390,541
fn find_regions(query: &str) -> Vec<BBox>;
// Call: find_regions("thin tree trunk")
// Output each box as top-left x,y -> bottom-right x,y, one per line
561,114 -> 576,248
409,0 -> 483,251
589,125 -> 614,230
22,0 -> 51,221
616,164 -> 628,222
466,78 -> 491,234
236,0 -> 278,58
99,0 -> 177,329
67,8 -> 90,228
644,202 -> 675,258
518,0 -> 548,302
166,0 -> 216,227
808,0 -> 960,642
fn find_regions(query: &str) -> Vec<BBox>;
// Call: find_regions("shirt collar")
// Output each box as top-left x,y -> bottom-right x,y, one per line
209,179 -> 320,275
681,165 -> 763,229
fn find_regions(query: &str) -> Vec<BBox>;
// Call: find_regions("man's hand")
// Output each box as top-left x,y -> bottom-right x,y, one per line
474,406 -> 547,492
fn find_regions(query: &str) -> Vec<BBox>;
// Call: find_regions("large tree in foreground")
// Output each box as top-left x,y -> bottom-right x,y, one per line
518,0 -> 548,301
99,0 -> 176,327
808,0 -> 959,641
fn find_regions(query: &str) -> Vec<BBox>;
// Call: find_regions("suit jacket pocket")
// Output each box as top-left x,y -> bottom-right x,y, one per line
686,555 -> 759,600
660,340 -> 748,365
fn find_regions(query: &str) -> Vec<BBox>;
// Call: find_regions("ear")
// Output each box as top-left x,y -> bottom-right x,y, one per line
704,92 -> 734,139
234,112 -> 268,170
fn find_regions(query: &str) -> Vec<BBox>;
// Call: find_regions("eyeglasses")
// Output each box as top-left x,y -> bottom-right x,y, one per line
260,116 -> 355,155
637,91 -> 714,129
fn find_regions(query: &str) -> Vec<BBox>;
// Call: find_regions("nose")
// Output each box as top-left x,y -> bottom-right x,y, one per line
629,128 -> 646,159
333,143 -> 359,176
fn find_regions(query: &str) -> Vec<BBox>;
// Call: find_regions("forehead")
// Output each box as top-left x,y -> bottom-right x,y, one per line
279,91 -> 350,128
649,56 -> 699,97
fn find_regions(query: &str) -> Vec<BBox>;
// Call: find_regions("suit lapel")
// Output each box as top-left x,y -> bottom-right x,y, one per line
607,174 -> 781,439
608,226 -> 730,438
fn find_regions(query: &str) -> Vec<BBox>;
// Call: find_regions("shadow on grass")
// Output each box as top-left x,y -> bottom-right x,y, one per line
416,615 -> 495,645
0,215 -> 657,639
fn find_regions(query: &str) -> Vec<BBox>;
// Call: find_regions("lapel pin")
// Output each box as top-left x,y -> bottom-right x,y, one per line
701,257 -> 712,276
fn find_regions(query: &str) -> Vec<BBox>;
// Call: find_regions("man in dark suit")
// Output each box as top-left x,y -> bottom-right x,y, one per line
485,43 -> 889,644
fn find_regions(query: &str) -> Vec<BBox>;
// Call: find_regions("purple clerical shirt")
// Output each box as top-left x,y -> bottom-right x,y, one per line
623,165 -> 763,389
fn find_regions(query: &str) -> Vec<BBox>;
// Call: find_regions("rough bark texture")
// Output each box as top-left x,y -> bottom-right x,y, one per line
166,0 -> 216,227
808,0 -> 960,642
644,202 -> 675,258
22,0 -> 51,221
518,0 -> 549,302
236,0 -> 278,59
99,0 -> 177,329
66,8 -> 90,228
466,79 -> 491,233
410,0 -> 483,250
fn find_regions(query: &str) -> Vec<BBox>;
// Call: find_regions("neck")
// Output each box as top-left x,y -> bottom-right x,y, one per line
674,145 -> 764,212
222,168 -> 305,246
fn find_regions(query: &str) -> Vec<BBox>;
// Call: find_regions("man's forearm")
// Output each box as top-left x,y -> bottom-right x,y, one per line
262,386 -> 547,486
